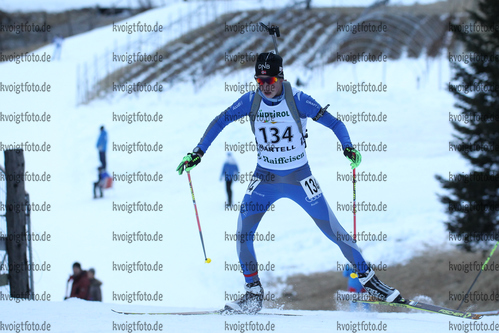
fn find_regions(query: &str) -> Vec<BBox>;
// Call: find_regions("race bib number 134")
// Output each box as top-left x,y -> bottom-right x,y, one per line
300,175 -> 322,199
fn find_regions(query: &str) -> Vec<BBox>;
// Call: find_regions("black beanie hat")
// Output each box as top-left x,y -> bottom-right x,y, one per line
255,52 -> 284,78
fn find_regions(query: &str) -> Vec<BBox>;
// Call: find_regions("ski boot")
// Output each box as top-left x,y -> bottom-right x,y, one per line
358,269 -> 403,303
223,281 -> 264,314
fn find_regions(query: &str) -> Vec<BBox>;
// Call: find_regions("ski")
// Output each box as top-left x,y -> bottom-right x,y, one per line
111,309 -> 300,316
474,309 -> 499,316
354,299 -> 483,320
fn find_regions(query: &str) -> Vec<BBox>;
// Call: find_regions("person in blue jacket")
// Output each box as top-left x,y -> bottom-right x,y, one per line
96,126 -> 107,169
176,52 -> 402,314
220,152 -> 239,207
52,34 -> 63,61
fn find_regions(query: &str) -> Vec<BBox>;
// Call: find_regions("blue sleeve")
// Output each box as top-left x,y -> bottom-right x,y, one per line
316,112 -> 353,150
196,92 -> 253,154
220,163 -> 227,179
103,132 -> 107,151
294,92 -> 353,150
96,132 -> 107,151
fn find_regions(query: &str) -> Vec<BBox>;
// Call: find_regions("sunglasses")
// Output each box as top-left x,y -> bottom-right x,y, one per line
254,76 -> 279,85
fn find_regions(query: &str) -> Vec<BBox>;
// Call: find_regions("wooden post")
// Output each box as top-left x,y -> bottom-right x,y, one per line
4,149 -> 29,299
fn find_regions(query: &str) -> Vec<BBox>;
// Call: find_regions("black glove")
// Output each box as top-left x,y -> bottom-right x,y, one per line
343,147 -> 362,169
176,148 -> 204,175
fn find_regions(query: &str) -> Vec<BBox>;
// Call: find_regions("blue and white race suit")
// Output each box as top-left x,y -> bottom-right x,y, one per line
196,85 -> 368,283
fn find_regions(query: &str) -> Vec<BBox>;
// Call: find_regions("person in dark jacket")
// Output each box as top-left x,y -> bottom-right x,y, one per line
87,268 -> 102,302
66,262 -> 90,300
220,152 -> 239,206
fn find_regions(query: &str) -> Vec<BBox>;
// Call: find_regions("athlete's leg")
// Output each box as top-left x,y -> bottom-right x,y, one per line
237,177 -> 280,283
225,168 -> 281,314
282,164 -> 368,273
285,164 -> 401,302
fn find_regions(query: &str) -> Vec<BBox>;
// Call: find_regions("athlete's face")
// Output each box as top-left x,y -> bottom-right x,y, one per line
255,76 -> 283,99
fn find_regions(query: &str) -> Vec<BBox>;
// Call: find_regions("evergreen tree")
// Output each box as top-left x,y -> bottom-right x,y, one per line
436,0 -> 499,251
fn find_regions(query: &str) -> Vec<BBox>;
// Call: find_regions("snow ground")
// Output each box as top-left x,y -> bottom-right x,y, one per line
4,299 -> 498,333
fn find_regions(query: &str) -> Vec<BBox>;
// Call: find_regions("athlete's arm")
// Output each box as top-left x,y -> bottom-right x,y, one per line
195,92 -> 254,155
315,112 -> 353,150
294,90 -> 353,150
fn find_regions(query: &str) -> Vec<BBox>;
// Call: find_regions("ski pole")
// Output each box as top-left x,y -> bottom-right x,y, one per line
185,168 -> 211,264
353,168 -> 357,242
65,279 -> 71,300
348,168 -> 359,279
457,240 -> 498,310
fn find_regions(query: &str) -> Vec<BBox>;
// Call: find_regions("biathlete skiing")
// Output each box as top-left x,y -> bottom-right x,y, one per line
176,52 -> 402,314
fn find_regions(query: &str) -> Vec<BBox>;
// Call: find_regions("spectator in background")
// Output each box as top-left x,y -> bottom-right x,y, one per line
220,152 -> 239,207
87,268 -> 102,302
93,166 -> 112,199
66,262 -> 90,300
96,126 -> 108,169
343,265 -> 370,312
52,34 -> 63,60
